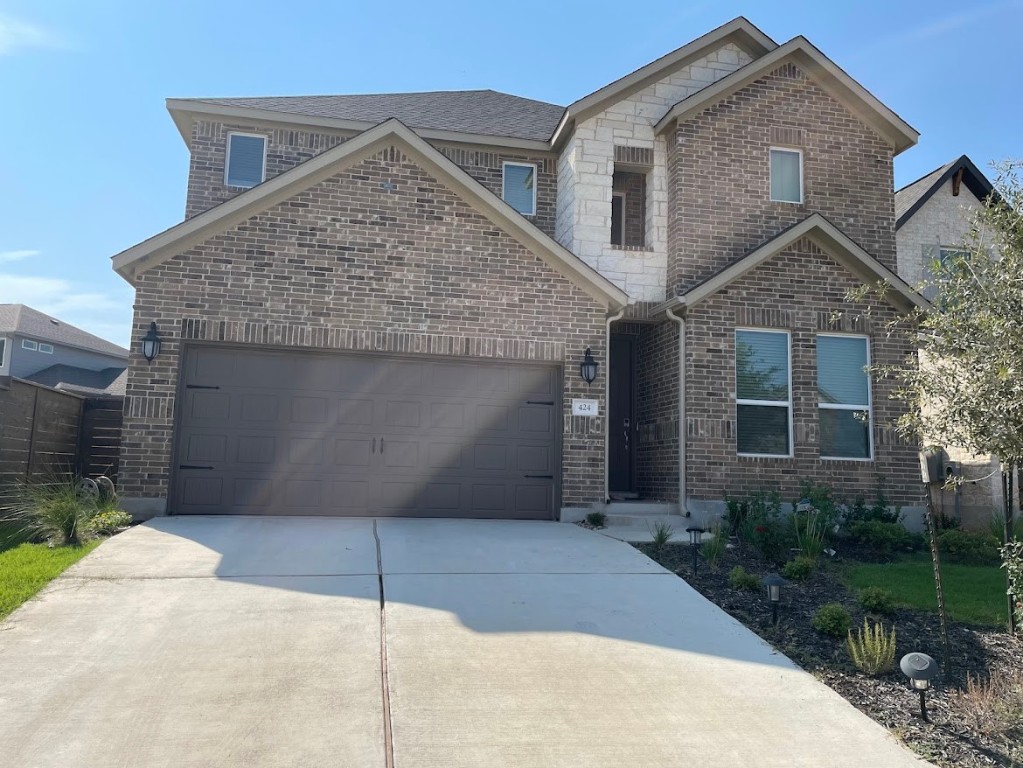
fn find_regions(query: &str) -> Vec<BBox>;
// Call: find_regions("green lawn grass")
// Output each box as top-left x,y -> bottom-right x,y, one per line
840,554 -> 1008,627
0,541 -> 101,620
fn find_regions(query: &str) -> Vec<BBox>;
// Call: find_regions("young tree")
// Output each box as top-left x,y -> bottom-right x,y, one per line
882,159 -> 1023,631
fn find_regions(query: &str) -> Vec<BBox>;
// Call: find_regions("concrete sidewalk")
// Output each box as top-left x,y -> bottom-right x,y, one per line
0,517 -> 930,767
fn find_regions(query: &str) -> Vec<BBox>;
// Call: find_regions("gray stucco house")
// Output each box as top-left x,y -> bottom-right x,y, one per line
111,17 -> 928,521
0,304 -> 127,395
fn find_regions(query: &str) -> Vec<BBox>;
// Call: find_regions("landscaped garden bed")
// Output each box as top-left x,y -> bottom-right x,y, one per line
635,488 -> 1022,768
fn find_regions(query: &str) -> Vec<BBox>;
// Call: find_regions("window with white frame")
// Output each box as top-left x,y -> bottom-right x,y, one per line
735,329 -> 792,456
225,133 -> 267,188
922,245 -> 970,300
817,334 -> 872,459
0,337 -> 6,368
770,148 -> 802,203
22,339 -> 37,351
502,162 -> 536,215
38,343 -> 54,354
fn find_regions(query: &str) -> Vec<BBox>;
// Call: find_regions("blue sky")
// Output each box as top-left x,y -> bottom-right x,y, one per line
1,0 -> 1019,348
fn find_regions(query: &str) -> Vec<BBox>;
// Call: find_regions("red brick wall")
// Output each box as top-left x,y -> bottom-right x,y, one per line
668,62 -> 897,296
185,121 -> 558,237
684,237 -> 922,507
122,145 -> 607,510
635,321 -> 680,501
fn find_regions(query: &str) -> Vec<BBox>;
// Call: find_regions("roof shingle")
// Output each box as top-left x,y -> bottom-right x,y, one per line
0,305 -> 128,358
185,89 -> 566,143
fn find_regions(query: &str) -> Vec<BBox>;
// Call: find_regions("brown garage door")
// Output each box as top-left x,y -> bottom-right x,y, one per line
172,346 -> 560,518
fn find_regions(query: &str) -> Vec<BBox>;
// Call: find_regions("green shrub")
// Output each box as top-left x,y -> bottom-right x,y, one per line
847,520 -> 916,553
729,565 -> 760,592
844,488 -> 901,525
938,529 -> 1001,566
847,618 -> 897,675
1002,540 -> 1023,632
585,511 -> 607,528
989,511 -> 1023,542
858,586 -> 896,616
85,508 -> 132,535
0,475 -> 98,547
796,480 -> 840,526
649,520 -> 674,549
782,556 -> 815,581
700,521 -> 727,568
813,603 -> 852,637
752,518 -> 793,565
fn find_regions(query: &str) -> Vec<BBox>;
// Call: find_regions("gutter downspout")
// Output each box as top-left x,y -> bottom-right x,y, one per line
665,306 -> 688,516
603,307 -> 626,504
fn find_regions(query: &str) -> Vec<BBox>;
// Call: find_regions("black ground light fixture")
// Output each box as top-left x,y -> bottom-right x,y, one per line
685,526 -> 704,573
900,652 -> 939,723
762,573 -> 788,625
579,348 -> 598,385
141,322 -> 162,363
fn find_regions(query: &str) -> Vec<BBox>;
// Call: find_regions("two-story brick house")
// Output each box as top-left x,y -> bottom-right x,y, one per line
112,17 -> 926,520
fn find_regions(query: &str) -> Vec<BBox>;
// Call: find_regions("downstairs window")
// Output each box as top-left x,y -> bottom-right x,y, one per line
735,329 -> 792,457
817,334 -> 872,459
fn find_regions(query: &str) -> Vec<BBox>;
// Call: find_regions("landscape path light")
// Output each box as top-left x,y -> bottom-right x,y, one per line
685,526 -> 704,574
900,652 -> 939,723
762,573 -> 788,626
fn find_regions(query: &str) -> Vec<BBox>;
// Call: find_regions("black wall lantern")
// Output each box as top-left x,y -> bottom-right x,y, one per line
141,322 -> 162,363
579,348 -> 598,385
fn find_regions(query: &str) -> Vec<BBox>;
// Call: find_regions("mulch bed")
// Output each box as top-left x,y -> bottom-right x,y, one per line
635,540 -> 1022,768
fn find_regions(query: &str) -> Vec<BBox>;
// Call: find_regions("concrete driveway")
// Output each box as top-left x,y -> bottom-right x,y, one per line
0,517 -> 928,767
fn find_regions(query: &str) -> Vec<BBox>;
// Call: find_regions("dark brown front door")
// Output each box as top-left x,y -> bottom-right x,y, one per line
173,346 -> 560,519
608,334 -> 635,494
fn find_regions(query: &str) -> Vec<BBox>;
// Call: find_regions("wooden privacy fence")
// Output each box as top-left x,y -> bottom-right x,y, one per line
0,379 -> 124,489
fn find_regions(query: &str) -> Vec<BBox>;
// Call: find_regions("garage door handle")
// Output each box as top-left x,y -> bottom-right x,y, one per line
527,400 -> 555,405
179,464 -> 214,470
524,474 -> 554,479
185,385 -> 220,390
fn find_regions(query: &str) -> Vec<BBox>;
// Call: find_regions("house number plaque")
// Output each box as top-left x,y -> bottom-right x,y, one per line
571,399 -> 599,417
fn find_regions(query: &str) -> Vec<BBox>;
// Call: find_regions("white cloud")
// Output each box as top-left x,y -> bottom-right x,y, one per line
0,249 -> 40,264
0,14 -> 63,55
0,274 -> 133,348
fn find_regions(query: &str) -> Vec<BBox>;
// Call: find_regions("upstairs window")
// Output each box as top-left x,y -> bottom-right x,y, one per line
735,329 -> 792,457
610,169 -> 647,247
0,337 -> 6,367
922,245 -> 970,300
39,343 -> 54,354
225,133 -> 267,188
817,334 -> 872,459
770,148 -> 802,203
22,339 -> 37,351
611,193 -> 625,245
502,162 -> 536,215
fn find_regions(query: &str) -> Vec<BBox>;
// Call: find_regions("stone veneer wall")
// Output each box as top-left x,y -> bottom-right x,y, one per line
122,146 -> 607,512
185,120 -> 559,237
556,43 -> 752,302
684,238 -> 922,508
669,62 -> 898,295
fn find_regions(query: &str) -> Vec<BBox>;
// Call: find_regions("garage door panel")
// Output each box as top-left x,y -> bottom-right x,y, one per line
174,347 -> 560,518
291,396 -> 329,423
238,435 -> 277,464
334,437 -> 373,467
241,394 -> 280,422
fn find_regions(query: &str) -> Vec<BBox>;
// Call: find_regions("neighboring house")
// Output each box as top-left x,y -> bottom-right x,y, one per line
0,305 -> 128,393
895,156 -> 1001,528
111,17 -> 927,521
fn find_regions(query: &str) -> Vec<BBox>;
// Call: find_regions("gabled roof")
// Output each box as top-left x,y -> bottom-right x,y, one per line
654,37 -> 919,155
0,305 -> 128,358
112,118 -> 628,309
168,90 -> 564,151
550,17 -> 777,149
25,364 -> 127,397
895,155 -> 995,229
653,214 -> 928,314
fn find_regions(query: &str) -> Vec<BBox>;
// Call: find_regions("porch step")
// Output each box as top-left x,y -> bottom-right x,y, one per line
606,501 -> 680,517
599,513 -> 707,544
